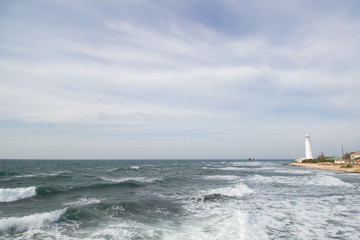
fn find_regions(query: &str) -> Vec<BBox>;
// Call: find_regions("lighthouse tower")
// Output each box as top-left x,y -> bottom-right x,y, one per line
305,134 -> 313,159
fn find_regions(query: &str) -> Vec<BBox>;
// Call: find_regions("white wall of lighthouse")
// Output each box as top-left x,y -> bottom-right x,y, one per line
305,134 -> 313,159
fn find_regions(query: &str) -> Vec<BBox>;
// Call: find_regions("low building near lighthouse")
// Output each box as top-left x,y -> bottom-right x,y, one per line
334,158 -> 359,165
333,151 -> 360,164
350,150 -> 360,160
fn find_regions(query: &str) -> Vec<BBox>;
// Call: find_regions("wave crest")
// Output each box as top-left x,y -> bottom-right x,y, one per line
197,183 -> 254,202
64,197 -> 102,206
35,181 -> 143,198
100,176 -> 158,184
0,186 -> 36,203
0,208 -> 66,233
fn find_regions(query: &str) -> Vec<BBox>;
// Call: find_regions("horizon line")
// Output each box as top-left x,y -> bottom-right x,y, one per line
0,158 -> 293,161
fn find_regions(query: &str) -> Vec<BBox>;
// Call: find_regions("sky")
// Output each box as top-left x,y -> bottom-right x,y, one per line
1,0 -> 360,159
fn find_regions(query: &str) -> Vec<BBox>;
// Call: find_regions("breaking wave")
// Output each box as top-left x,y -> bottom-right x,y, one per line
196,182 -> 254,202
0,186 -> 36,203
0,208 -> 67,233
206,182 -> 254,197
0,180 -> 146,203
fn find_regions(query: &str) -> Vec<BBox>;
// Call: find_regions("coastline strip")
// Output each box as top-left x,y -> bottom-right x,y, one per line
288,162 -> 360,173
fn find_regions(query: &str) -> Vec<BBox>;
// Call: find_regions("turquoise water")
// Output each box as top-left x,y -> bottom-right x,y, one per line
1,159 -> 359,239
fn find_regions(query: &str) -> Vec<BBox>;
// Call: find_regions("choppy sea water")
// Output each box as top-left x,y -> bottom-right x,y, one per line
0,159 -> 359,240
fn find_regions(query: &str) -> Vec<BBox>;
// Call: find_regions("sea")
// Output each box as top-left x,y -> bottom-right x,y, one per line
0,159 -> 359,240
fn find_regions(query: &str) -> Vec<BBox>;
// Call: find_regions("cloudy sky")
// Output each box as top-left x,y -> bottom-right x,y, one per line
1,0 -> 359,159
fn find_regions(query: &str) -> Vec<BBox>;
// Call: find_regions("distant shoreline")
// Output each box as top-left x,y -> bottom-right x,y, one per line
288,162 -> 360,173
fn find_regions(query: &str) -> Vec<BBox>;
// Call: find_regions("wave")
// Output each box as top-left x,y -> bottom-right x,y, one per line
0,186 -> 36,203
63,197 -> 103,206
0,180 -> 145,202
208,182 -> 254,197
201,175 -> 240,181
216,167 -> 252,171
250,174 -> 354,188
0,171 -> 18,177
35,181 -> 143,198
35,186 -> 64,197
105,166 -> 140,172
87,181 -> 143,189
106,168 -> 119,172
202,193 -> 229,202
62,201 -> 148,222
196,183 -> 254,202
305,175 -> 354,187
249,175 -> 293,185
182,192 -> 267,239
14,171 -> 70,179
100,176 -> 158,184
164,209 -> 268,240
0,208 -> 66,233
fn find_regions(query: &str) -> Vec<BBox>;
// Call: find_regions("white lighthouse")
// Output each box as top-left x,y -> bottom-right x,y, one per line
305,134 -> 313,159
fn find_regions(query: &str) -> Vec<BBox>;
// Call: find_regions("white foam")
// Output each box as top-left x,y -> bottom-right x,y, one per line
216,165 -> 264,171
0,208 -> 66,233
175,197 -> 267,240
0,186 -> 36,203
249,174 -> 354,188
84,208 -> 268,240
63,197 -> 102,206
217,167 -> 244,171
230,161 -> 262,167
305,175 -> 354,187
252,193 -> 360,239
202,175 -> 240,181
168,210 -> 268,240
100,176 -> 158,183
14,171 -> 69,179
204,182 -> 254,198
86,219 -> 165,240
130,166 -> 140,170
249,175 -> 293,185
106,168 -> 118,172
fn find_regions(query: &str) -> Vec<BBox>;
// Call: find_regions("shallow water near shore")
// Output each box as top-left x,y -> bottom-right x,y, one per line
1,159 -> 359,239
